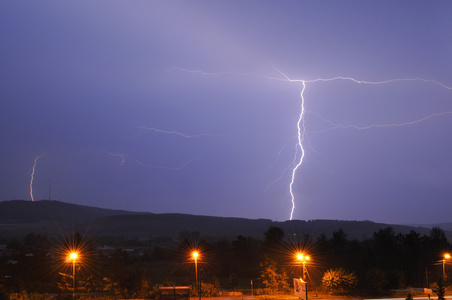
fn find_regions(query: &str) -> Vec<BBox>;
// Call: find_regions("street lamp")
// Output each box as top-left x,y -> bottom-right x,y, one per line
443,253 -> 450,280
69,252 -> 78,300
192,251 -> 200,300
296,253 -> 310,281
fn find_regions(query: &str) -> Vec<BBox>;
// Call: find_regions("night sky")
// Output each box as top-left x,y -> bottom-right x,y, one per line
1,1 -> 451,224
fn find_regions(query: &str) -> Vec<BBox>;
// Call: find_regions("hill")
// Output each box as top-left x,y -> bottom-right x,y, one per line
0,200 -> 138,238
0,200 -> 449,241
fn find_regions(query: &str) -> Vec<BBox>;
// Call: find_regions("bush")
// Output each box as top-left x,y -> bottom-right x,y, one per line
259,259 -> 290,295
190,282 -> 220,297
322,268 -> 357,292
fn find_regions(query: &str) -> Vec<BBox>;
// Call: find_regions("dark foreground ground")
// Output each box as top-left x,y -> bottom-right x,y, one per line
189,291 -> 450,300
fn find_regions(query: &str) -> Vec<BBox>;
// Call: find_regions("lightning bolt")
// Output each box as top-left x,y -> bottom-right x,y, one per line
289,81 -> 306,220
172,66 -> 452,221
30,153 -> 45,202
268,66 -> 452,220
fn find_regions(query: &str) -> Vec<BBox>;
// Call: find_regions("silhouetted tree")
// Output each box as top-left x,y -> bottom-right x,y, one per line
262,226 -> 285,264
264,227 -> 284,244
435,277 -> 446,300
332,228 -> 348,249
231,235 -> 260,277
372,227 -> 401,271
366,268 -> 388,291
210,240 -> 231,276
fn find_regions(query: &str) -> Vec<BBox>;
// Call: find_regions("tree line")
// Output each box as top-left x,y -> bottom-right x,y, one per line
0,225 -> 450,299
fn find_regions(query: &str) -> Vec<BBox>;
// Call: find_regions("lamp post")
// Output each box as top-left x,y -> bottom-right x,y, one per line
69,252 -> 78,300
297,253 -> 310,281
193,252 -> 199,299
443,253 -> 450,280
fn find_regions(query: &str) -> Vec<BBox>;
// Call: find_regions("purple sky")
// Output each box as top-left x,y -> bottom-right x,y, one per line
1,1 -> 451,224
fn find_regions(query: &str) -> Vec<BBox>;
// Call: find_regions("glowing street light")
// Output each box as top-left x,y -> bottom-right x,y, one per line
70,252 -> 78,260
443,253 -> 450,280
192,251 -> 200,300
297,253 -> 310,281
68,251 -> 78,300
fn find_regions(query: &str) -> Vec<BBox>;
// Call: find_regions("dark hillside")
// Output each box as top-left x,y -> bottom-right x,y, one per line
0,200 -> 136,223
278,219 -> 433,241
89,213 -> 273,239
0,200 -> 139,237
0,200 -> 447,241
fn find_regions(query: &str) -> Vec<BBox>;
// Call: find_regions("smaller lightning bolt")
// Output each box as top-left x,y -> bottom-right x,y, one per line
264,138 -> 299,199
135,126 -> 218,139
264,137 -> 296,179
110,153 -> 126,166
132,125 -> 256,141
109,152 -> 197,171
313,111 -> 452,131
304,77 -> 452,90
30,153 -> 45,202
